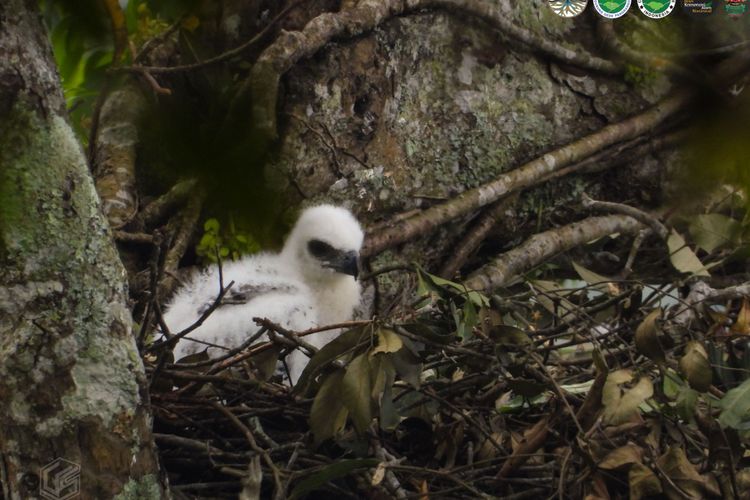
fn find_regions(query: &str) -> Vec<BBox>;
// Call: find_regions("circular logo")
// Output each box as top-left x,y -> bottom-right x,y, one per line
725,0 -> 748,17
594,0 -> 632,17
548,0 -> 589,17
638,0 -> 677,17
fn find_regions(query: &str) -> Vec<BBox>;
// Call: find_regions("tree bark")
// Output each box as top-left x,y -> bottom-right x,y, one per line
0,1 -> 164,498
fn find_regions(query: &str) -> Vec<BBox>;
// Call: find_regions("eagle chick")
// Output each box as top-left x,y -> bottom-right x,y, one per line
164,205 -> 364,384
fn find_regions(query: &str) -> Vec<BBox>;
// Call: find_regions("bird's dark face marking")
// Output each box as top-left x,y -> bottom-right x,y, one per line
307,239 -> 336,259
307,239 -> 360,279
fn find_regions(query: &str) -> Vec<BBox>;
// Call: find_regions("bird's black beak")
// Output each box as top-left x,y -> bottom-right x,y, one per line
327,251 -> 360,279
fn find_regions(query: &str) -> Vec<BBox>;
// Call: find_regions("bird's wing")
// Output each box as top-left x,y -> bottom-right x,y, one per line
165,254 -> 319,360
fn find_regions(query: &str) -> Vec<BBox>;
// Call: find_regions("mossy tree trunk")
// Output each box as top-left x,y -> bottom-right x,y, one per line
0,1 -> 164,498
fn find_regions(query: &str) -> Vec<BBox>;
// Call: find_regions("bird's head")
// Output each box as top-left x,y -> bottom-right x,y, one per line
282,205 -> 364,283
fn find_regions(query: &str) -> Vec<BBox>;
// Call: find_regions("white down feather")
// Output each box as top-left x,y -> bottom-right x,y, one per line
163,205 -> 364,384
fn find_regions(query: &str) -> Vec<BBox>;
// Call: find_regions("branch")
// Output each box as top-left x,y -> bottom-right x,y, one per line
464,215 -> 644,292
133,178 -> 198,231
92,83 -> 147,228
122,0 -> 309,75
581,194 -> 669,240
243,0 -> 621,139
423,0 -> 619,74
363,91 -> 690,257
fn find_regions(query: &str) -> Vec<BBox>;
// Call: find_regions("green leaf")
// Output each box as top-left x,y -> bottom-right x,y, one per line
309,371 -> 348,445
289,458 -> 379,500
668,229 -> 710,277
416,266 -> 489,307
204,218 -> 220,233
294,326 -> 370,394
342,353 -> 373,433
689,214 -> 741,253
390,346 -> 423,388
676,387 -> 698,422
718,378 -> 750,430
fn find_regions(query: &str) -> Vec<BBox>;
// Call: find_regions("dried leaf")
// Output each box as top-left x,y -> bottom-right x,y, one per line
372,328 -> 403,355
602,370 -> 653,426
310,371 -> 348,445
371,462 -> 386,486
629,462 -> 662,500
667,229 -> 710,277
635,309 -> 666,364
657,447 -> 711,499
731,298 -> 750,335
342,353 -> 373,433
689,213 -> 740,253
678,341 -> 712,392
572,261 -> 616,295
598,443 -> 643,470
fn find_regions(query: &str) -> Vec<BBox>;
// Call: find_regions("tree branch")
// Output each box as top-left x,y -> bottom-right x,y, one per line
464,215 -> 645,291
363,91 -> 689,257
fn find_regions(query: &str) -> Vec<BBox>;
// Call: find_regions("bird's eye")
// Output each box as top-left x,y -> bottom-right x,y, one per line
308,239 -> 334,258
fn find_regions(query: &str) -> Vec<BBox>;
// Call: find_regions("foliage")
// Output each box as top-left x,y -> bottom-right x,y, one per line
195,216 -> 261,263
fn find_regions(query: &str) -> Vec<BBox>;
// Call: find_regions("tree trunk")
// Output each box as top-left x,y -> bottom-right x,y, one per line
0,1 -> 164,498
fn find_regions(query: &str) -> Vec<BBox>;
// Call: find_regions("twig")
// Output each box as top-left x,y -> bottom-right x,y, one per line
582,194 -> 669,240
211,402 -> 285,499
620,229 -> 651,279
464,215 -> 644,292
122,0 -> 309,75
439,195 -> 517,279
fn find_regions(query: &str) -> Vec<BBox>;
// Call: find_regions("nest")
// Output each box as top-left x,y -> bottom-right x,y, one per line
145,266 -> 750,499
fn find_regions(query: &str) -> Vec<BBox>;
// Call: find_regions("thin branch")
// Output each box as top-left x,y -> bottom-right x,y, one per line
581,194 -> 669,240
121,0 -> 309,75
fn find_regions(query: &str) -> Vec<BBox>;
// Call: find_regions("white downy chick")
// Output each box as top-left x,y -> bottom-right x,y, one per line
163,204 -> 364,383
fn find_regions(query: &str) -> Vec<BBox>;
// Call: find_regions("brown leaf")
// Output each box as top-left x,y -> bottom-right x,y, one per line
602,370 -> 653,426
657,447 -> 711,499
629,463 -> 662,500
635,309 -> 666,363
731,298 -> 750,335
497,417 -> 549,479
678,341 -> 712,392
598,443 -> 643,470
